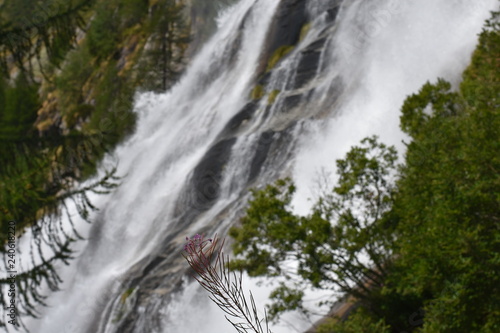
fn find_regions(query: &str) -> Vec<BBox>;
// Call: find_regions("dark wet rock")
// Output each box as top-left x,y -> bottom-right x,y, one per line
291,49 -> 322,89
326,5 -> 341,22
256,0 -> 308,76
266,0 -> 308,51
257,71 -> 272,87
189,138 -> 237,210
307,36 -> 328,51
278,89 -> 315,115
288,37 -> 327,90
220,101 -> 259,138
169,137 -> 238,219
141,254 -> 168,278
248,131 -> 275,182
282,94 -> 303,111
263,124 -> 299,172
108,237 -> 188,333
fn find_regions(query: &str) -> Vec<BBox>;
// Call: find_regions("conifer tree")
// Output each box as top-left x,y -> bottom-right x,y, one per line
140,0 -> 191,91
0,0 -> 94,76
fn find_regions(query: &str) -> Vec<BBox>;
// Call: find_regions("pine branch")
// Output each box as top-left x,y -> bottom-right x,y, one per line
0,0 -> 95,75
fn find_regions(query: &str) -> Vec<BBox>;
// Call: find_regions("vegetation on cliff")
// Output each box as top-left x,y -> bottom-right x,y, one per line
0,0 -> 191,328
230,11 -> 499,333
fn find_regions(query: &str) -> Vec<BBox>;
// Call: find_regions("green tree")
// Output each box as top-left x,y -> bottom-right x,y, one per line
0,143 -> 120,329
86,2 -> 121,60
391,12 -> 500,332
229,137 -> 401,323
0,72 -> 40,140
316,307 -> 391,333
140,0 -> 191,91
0,0 -> 95,75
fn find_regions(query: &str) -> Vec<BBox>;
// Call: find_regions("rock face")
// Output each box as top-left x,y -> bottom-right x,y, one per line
220,101 -> 259,138
248,130 -> 275,182
290,37 -> 327,89
256,0 -> 308,76
190,137 -> 237,210
266,0 -> 308,51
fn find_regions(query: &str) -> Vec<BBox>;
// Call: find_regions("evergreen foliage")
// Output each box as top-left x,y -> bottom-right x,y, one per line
0,72 -> 40,140
0,0 -> 192,328
0,0 -> 95,75
390,12 -> 500,332
316,308 -> 391,333
139,0 -> 191,91
0,140 -> 120,329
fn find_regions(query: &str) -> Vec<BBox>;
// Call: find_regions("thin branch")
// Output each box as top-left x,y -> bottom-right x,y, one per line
183,234 -> 272,333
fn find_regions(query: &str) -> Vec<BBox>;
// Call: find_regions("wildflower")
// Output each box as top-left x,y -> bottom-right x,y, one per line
182,234 -> 271,333
183,234 -> 215,273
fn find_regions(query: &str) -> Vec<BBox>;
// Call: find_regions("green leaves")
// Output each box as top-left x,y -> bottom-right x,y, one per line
267,283 -> 305,322
400,78 -> 462,139
333,136 -> 398,224
391,11 -> 500,332
0,72 -> 40,140
229,178 -> 302,278
316,307 -> 391,333
86,4 -> 120,59
230,137 -> 399,320
0,0 -> 95,75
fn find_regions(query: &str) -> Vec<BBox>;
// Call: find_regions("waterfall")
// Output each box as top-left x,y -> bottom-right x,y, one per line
25,0 -> 496,332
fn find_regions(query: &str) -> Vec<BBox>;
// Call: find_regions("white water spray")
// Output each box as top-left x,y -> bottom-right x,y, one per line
292,0 -> 498,215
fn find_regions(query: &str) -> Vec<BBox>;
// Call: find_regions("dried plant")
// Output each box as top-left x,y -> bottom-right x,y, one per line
183,234 -> 271,333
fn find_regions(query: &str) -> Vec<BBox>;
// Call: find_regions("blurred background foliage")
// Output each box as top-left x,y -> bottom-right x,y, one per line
0,0 -> 192,245
0,0 -> 193,327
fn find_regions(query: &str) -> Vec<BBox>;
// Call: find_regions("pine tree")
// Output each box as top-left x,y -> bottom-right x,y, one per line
0,0 -> 95,76
140,0 -> 191,91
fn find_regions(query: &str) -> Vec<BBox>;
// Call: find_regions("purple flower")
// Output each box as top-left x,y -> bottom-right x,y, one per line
183,234 -> 216,271
181,234 -> 271,333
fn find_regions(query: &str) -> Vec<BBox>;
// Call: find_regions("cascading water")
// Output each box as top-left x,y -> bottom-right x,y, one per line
24,0 -> 497,332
